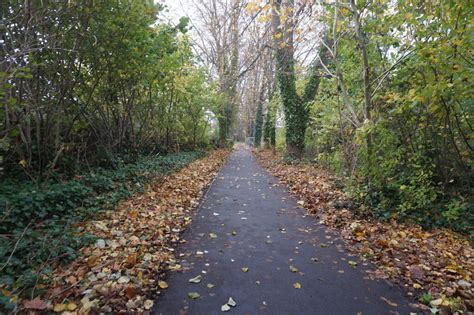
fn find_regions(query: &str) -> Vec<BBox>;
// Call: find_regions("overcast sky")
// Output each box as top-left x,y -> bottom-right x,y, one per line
158,0 -> 194,22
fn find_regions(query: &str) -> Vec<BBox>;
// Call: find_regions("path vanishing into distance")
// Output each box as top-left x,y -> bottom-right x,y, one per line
154,147 -> 417,315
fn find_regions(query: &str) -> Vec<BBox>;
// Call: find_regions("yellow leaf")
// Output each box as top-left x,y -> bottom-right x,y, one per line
241,267 -> 249,272
66,302 -> 77,311
348,260 -> 358,267
257,15 -> 269,23
158,280 -> 168,289
53,303 -> 66,312
293,282 -> 301,289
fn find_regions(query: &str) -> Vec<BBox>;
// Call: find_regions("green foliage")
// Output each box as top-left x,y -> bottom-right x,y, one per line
419,292 -> 434,305
254,101 -> 264,147
1,1 -> 221,177
305,0 -> 473,234
0,151 -> 204,311
263,96 -> 276,147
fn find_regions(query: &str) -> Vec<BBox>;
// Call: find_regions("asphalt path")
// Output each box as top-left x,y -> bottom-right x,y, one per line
154,147 -> 417,315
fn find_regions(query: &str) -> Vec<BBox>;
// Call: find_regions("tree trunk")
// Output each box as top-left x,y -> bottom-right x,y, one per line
350,0 -> 373,181
272,0 -> 306,158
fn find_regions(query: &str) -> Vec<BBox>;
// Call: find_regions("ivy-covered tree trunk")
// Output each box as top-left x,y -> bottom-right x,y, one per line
215,0 -> 240,148
263,97 -> 276,148
272,0 -> 308,158
254,100 -> 263,147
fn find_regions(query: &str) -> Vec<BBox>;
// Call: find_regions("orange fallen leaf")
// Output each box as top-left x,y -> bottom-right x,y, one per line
126,252 -> 137,267
129,210 -> 138,219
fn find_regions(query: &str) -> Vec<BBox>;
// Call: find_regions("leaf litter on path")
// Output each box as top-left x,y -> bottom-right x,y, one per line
254,149 -> 474,313
32,149 -> 230,313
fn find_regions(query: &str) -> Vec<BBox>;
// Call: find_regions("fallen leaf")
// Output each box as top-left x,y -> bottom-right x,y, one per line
66,302 -> 77,311
53,303 -> 66,312
118,275 -> 130,284
380,296 -> 398,307
227,297 -> 237,307
87,255 -> 100,268
413,283 -> 422,289
241,267 -> 249,272
144,299 -> 154,310
293,282 -> 302,289
158,280 -> 169,289
125,286 -> 136,299
126,252 -> 137,267
289,265 -> 299,273
209,233 -> 218,239
23,298 -> 47,310
207,283 -> 215,288
188,292 -> 200,299
348,260 -> 357,267
409,265 -> 425,280
430,298 -> 443,307
169,264 -> 181,271
189,275 -> 202,283
128,210 -> 138,219
221,304 -> 231,312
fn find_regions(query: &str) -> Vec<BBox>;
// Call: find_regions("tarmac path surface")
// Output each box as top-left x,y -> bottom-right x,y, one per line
154,147 -> 416,315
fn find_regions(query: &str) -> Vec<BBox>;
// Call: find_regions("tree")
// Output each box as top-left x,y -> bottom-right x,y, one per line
271,0 -> 327,158
263,100 -> 276,148
254,99 -> 264,147
0,0 -> 216,176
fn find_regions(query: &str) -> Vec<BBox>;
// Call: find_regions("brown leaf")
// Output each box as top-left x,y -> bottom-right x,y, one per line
409,265 -> 425,280
67,275 -> 77,284
87,255 -> 99,268
125,285 -> 136,299
23,297 -> 48,310
128,210 -> 138,219
126,252 -> 137,267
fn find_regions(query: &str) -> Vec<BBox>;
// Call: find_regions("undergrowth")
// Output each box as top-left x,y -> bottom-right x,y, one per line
0,151 -> 205,312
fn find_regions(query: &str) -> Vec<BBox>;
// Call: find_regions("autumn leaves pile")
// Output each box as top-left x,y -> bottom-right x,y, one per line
255,149 -> 474,313
21,150 -> 229,313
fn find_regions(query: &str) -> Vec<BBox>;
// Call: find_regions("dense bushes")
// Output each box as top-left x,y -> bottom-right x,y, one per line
1,1 -> 221,178
0,151 -> 204,311
300,1 -> 473,235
